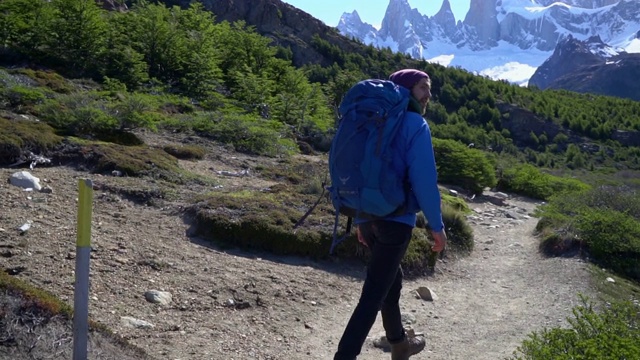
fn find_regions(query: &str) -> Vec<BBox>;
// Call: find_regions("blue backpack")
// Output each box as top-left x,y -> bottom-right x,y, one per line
326,79 -> 411,253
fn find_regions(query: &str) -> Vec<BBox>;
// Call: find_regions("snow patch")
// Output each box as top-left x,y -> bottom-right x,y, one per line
626,39 -> 640,54
427,54 -> 455,66
480,62 -> 538,86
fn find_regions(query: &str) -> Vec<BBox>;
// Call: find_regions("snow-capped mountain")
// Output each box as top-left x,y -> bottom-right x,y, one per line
529,34 -> 640,100
337,0 -> 640,85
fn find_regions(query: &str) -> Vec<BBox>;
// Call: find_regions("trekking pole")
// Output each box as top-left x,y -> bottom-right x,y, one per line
293,181 -> 326,232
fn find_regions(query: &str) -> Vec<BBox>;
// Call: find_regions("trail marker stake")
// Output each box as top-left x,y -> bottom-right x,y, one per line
73,179 -> 93,360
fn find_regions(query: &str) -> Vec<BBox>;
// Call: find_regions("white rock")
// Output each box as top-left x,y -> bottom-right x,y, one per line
121,316 -> 154,329
494,192 -> 509,200
10,171 -> 42,191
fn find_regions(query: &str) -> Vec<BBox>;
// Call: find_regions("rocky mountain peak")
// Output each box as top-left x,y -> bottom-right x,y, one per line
379,0 -> 430,58
463,0 -> 499,48
432,0 -> 458,35
337,10 -> 379,44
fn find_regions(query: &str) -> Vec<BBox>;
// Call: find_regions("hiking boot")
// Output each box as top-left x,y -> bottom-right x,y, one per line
390,335 -> 426,360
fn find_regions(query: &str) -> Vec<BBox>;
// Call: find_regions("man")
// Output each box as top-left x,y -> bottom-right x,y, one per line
333,69 -> 447,360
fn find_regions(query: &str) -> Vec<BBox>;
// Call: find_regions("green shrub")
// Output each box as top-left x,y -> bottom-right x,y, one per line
102,77 -> 127,92
163,144 -> 206,160
1,86 -> 46,110
112,93 -> 160,131
0,118 -> 63,165
94,130 -> 144,146
577,209 -> 640,279
441,192 -> 471,214
535,186 -> 640,279
193,113 -> 297,157
509,296 -> 640,360
432,138 -> 497,194
191,190 -> 334,257
498,164 -> 590,200
191,187 -> 473,275
76,142 -> 181,182
36,93 -> 115,135
442,203 -> 474,253
16,69 -> 73,93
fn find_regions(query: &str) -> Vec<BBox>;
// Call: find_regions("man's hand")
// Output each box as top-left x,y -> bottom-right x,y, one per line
430,229 -> 447,253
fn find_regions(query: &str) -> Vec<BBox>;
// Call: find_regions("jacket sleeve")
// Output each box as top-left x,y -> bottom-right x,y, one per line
405,116 -> 444,232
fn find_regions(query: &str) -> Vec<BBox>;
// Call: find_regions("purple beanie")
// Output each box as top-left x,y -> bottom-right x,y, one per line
389,69 -> 430,90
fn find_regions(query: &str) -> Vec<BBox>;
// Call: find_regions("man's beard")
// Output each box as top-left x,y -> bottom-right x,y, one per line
420,99 -> 429,114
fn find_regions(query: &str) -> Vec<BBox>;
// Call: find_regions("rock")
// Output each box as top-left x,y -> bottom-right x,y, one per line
401,312 -> 417,325
10,171 -> 42,191
121,316 -> 154,329
494,192 -> 509,200
17,221 -> 32,234
415,286 -> 437,301
372,326 -> 422,351
372,334 -> 391,351
144,290 -> 173,305
40,186 -> 53,194
606,277 -> 615,283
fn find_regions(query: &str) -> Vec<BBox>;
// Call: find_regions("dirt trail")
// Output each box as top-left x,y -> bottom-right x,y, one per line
0,162 -> 594,360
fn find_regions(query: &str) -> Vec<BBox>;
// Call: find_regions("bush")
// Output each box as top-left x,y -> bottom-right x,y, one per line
16,69 -> 73,93
441,203 -> 474,253
163,144 -> 206,160
535,186 -> 640,279
510,296 -> 640,360
192,113 -> 298,157
0,118 -> 62,165
1,86 -> 46,110
498,164 -> 590,200
112,93 -> 160,131
191,187 -> 474,275
36,93 -> 116,135
577,209 -> 640,279
432,138 -> 497,194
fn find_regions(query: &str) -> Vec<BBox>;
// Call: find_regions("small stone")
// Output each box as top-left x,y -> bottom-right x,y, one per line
144,290 -> 173,305
121,316 -> 154,329
415,286 -> 437,301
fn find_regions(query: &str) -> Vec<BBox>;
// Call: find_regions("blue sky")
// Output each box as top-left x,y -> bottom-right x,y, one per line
280,0 -> 470,28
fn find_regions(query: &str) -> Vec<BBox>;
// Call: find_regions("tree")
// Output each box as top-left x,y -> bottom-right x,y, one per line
126,2 -> 184,86
0,0 -> 55,61
48,0 -> 108,75
99,13 -> 149,89
174,3 -> 223,97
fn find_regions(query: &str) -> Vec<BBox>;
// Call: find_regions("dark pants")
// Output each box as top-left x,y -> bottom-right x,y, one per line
334,220 -> 413,360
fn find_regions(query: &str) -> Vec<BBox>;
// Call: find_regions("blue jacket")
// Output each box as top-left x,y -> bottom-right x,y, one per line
356,99 -> 444,231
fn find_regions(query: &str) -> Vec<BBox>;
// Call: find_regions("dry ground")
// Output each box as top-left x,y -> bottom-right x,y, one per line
0,138 -> 596,360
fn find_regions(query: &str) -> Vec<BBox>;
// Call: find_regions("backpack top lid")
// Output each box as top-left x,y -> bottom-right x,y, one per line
338,79 -> 410,119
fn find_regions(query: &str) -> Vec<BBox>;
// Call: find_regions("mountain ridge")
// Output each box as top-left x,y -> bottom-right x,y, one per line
530,35 -> 640,101
337,0 -> 640,86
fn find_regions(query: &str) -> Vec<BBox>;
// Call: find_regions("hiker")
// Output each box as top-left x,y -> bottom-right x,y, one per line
333,69 -> 447,360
